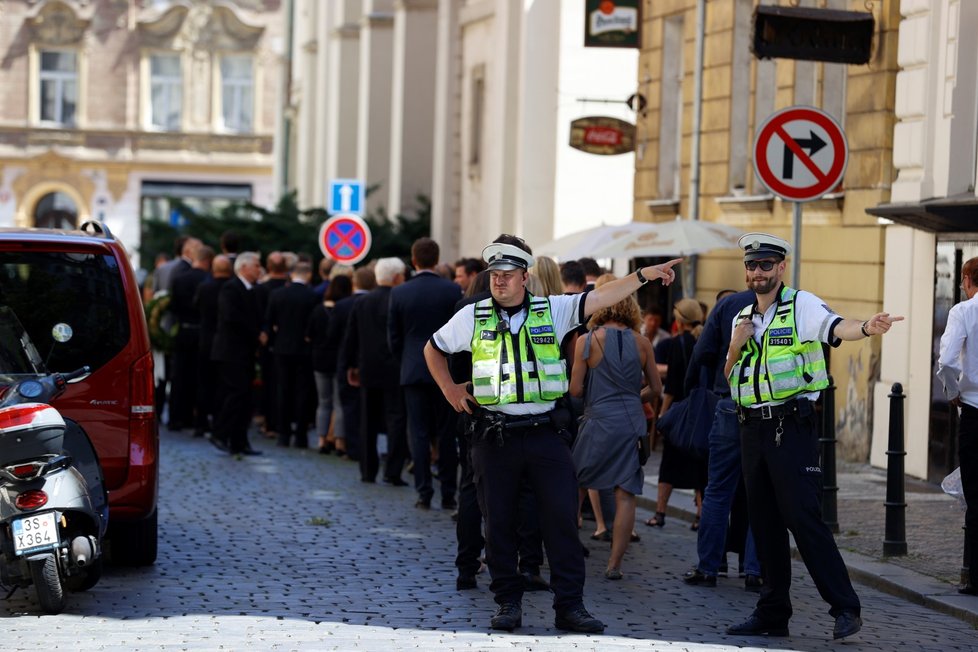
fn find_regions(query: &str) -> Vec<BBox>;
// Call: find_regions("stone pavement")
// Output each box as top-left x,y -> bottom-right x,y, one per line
639,446 -> 978,629
0,428 -> 974,650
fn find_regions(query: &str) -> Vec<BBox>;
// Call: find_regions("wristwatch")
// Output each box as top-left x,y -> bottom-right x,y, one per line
636,268 -> 650,284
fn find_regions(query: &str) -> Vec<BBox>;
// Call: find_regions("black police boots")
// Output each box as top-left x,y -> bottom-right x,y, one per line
490,602 -> 522,631
554,604 -> 605,633
832,611 -> 862,640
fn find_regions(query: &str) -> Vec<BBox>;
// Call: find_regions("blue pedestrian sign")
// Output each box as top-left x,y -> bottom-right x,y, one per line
327,179 -> 365,216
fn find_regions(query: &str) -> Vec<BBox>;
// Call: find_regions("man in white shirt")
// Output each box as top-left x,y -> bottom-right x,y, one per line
937,256 -> 978,595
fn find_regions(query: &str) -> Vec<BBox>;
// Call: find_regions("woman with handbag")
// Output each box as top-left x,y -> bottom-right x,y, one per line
645,298 -> 709,529
569,276 -> 661,580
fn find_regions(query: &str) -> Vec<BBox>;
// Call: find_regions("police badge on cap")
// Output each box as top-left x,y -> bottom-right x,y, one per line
738,232 -> 792,262
482,243 -> 535,271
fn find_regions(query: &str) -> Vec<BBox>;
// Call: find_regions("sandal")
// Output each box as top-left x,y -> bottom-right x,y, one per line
645,512 -> 666,527
690,516 -> 700,531
590,530 -> 611,542
604,568 -> 623,580
630,532 -> 640,542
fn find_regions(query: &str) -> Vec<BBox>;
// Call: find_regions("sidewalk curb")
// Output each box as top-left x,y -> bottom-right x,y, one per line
636,494 -> 978,629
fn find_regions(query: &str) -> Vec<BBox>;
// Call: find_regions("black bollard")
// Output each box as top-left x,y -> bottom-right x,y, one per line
819,375 -> 839,533
963,525 -> 971,587
884,382 -> 908,556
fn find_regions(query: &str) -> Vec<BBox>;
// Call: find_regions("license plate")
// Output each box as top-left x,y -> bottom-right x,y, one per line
12,512 -> 59,555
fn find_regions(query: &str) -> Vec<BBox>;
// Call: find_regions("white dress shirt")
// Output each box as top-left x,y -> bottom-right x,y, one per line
938,294 -> 978,408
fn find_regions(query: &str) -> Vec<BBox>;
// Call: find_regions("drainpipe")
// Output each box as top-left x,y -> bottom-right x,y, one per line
277,0 -> 296,200
685,0 -> 706,298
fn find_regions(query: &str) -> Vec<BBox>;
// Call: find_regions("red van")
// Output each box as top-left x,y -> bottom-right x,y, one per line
0,222 -> 158,565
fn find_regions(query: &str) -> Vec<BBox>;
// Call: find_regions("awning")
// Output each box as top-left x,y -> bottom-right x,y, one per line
867,193 -> 978,233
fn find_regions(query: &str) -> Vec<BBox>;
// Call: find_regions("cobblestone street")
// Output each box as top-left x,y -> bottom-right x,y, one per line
0,429 -> 975,650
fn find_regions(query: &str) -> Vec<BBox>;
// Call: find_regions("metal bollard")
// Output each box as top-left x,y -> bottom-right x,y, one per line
819,375 -> 839,533
883,382 -> 908,556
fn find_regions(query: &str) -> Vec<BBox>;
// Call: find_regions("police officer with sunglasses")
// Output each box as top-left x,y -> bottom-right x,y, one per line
424,234 -> 680,633
722,232 -> 903,641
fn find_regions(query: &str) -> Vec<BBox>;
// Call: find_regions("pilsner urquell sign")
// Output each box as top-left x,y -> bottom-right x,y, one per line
585,0 -> 640,49
569,116 -> 635,155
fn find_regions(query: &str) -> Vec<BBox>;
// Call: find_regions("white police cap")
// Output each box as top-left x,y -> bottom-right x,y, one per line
738,232 -> 792,261
482,243 -> 535,271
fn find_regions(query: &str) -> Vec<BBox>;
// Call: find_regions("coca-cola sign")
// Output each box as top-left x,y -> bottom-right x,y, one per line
569,116 -> 635,155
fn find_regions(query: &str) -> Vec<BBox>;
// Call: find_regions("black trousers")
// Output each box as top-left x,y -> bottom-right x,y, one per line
274,353 -> 314,447
169,327 -> 199,428
337,375 -> 361,460
214,358 -> 255,453
456,428 -> 545,579
359,385 -> 408,482
740,400 -> 860,623
471,423 -> 584,611
403,383 -> 458,503
959,405 -> 978,585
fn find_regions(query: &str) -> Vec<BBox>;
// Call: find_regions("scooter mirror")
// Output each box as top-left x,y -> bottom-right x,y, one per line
51,323 -> 73,344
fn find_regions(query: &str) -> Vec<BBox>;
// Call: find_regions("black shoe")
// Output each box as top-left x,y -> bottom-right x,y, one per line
521,572 -> 551,592
682,568 -> 717,587
833,611 -> 862,640
239,446 -> 263,456
415,499 -> 431,510
384,477 -> 409,487
726,614 -> 789,637
207,435 -> 229,453
959,584 -> 978,595
745,575 -> 763,592
456,575 -> 477,591
555,605 -> 605,633
490,602 -> 522,631
442,497 -> 458,510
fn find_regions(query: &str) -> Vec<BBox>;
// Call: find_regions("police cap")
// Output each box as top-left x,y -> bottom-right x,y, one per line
738,232 -> 792,262
482,243 -> 535,271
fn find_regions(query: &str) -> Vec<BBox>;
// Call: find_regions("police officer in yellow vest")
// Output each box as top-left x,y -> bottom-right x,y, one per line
722,233 -> 903,641
424,234 -> 680,633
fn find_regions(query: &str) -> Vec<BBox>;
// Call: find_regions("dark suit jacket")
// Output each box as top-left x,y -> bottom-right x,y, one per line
330,292 -> 363,376
344,286 -> 400,388
170,268 -> 208,326
266,282 -> 318,356
195,276 -> 230,359
211,276 -> 261,363
388,271 -> 462,385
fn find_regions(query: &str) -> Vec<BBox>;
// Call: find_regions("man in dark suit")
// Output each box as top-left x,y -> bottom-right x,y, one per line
210,252 -> 263,456
344,258 -> 409,484
266,260 -> 319,448
255,251 -> 290,439
331,267 -> 375,462
194,254 -> 232,437
168,243 -> 213,431
389,238 -> 463,509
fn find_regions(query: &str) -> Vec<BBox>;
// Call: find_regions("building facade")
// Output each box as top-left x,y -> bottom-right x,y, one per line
283,0 -> 638,261
0,0 -> 284,266
869,0 -> 978,482
636,0 -> 903,466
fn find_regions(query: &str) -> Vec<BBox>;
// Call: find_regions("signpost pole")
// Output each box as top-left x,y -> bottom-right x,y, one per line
792,201 -> 802,288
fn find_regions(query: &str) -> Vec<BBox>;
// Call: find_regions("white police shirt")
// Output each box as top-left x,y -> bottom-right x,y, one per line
731,287 -> 842,406
431,292 -> 588,416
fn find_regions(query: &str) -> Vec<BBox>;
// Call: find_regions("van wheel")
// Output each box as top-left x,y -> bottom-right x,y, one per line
108,508 -> 157,566
30,555 -> 65,614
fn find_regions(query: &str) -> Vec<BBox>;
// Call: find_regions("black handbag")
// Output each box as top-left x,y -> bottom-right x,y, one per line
656,387 -> 718,460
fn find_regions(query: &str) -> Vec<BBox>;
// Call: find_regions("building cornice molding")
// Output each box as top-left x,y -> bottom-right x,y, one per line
137,1 -> 264,52
26,0 -> 91,45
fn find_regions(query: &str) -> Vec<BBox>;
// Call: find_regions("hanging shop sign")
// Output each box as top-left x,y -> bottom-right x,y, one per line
584,0 -> 641,49
569,116 -> 635,156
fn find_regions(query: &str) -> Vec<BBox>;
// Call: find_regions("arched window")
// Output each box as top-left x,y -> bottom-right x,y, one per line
34,192 -> 78,230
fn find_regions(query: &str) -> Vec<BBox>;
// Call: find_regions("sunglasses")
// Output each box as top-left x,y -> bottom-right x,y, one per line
745,260 -> 777,271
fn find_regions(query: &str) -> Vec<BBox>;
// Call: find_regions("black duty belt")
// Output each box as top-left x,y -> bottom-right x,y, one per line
737,399 -> 808,423
498,412 -> 552,430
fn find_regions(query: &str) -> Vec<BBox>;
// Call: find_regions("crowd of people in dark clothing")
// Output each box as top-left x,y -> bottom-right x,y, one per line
144,230 -> 755,622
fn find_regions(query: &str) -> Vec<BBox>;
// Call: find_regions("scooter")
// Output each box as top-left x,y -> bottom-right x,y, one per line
0,310 -> 107,614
